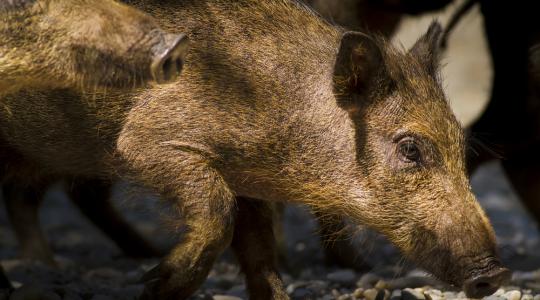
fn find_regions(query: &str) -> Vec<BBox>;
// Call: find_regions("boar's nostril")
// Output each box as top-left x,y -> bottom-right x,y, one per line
463,267 -> 511,298
151,34 -> 189,84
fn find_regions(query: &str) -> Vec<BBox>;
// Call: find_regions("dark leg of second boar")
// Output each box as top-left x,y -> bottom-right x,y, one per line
232,198 -> 288,300
66,178 -> 160,258
3,181 -> 55,266
501,149 -> 540,223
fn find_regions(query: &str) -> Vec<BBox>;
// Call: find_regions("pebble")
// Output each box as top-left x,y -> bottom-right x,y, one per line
442,292 -> 456,299
10,285 -> 61,300
375,280 -> 388,289
212,296 -> 242,300
484,296 -> 505,300
286,281 -> 307,294
533,295 -> 540,300
327,270 -> 356,286
502,290 -> 521,300
423,290 -> 443,300
402,288 -> 425,300
364,288 -> 379,300
390,290 -> 402,300
357,273 -> 381,288
353,288 -> 364,298
522,295 -> 533,300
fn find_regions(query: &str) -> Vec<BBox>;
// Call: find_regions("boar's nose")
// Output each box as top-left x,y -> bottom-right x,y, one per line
463,267 -> 511,298
151,33 -> 188,84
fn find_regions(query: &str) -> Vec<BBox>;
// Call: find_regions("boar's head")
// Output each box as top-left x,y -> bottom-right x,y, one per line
332,22 -> 510,298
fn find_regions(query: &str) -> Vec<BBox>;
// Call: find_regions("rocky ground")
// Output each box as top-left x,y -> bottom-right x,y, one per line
0,162 -> 539,300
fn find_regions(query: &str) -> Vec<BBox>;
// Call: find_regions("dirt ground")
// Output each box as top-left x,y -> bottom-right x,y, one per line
1,2 -> 539,300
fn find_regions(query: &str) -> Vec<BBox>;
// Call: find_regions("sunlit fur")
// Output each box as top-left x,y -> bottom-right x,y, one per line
0,0 -> 169,96
0,0 -> 502,298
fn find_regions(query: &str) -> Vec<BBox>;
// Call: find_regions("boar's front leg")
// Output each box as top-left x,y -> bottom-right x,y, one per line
66,178 -> 160,258
118,140 -> 236,299
232,197 -> 289,300
2,181 -> 55,266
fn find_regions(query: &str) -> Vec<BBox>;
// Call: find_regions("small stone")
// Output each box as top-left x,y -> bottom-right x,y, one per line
286,281 -> 307,294
442,292 -> 456,299
332,289 -> 341,298
327,270 -> 356,286
484,296 -> 505,300
533,295 -> 540,300
364,288 -> 379,300
353,288 -> 364,299
402,288 -> 425,300
494,289 -> 506,296
375,280 -> 388,290
10,285 -> 61,300
390,289 -> 402,300
501,290 -> 521,300
291,288 -> 312,299
522,295 -> 533,300
357,273 -> 381,288
338,295 -> 352,300
212,296 -> 242,300
456,291 -> 466,298
423,290 -> 443,300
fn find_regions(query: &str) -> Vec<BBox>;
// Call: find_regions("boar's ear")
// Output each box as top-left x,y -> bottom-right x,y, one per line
334,31 -> 386,112
409,21 -> 443,75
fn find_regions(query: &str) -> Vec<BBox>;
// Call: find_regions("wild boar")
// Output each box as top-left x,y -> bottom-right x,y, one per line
0,0 -> 509,298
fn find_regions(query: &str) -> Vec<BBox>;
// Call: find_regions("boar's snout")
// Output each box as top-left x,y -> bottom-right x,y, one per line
151,33 -> 188,84
463,259 -> 511,298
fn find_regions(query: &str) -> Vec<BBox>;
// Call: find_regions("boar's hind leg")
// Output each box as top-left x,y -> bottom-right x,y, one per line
123,150 -> 235,299
66,178 -> 160,258
502,154 -> 540,223
232,197 -> 289,300
2,181 -> 55,266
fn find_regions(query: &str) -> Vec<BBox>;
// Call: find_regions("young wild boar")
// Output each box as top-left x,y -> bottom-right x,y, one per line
0,0 -> 509,299
0,0 -> 188,96
0,0 -> 188,272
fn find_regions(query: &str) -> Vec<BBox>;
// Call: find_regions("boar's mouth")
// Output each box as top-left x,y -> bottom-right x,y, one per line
462,257 -> 511,298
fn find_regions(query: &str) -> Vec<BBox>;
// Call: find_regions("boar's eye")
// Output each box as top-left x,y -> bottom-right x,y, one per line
397,138 -> 421,163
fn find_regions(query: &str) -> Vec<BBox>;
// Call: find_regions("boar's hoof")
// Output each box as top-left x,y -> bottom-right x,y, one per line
463,267 -> 511,298
151,34 -> 189,84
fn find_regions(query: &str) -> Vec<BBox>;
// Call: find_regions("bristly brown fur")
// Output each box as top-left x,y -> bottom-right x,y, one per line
1,0 -> 505,298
